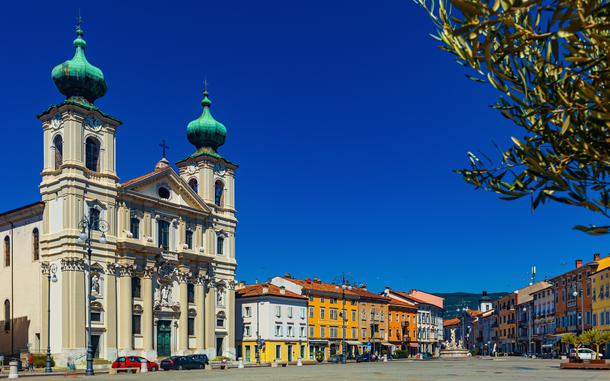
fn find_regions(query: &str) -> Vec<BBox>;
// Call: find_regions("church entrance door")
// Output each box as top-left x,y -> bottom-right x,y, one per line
157,320 -> 172,357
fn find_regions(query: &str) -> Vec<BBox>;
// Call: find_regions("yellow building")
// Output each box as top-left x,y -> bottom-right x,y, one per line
236,283 -> 309,363
590,256 -> 610,330
272,276 -> 360,360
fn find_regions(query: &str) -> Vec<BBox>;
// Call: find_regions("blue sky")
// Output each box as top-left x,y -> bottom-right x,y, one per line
0,0 -> 607,294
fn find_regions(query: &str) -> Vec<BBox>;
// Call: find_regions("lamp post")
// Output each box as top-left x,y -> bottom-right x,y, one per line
572,288 -> 585,334
335,275 -> 352,364
77,214 -> 108,376
44,263 -> 58,373
522,307 -> 532,356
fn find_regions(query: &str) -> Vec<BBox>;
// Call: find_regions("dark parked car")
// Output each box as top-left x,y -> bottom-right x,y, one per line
188,354 -> 209,365
328,354 -> 346,363
356,353 -> 377,363
160,356 -> 204,371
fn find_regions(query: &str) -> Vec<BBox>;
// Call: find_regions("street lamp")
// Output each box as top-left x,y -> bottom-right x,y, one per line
522,307 -> 532,356
78,214 -> 108,376
572,288 -> 585,333
44,263 -> 58,373
335,278 -> 352,364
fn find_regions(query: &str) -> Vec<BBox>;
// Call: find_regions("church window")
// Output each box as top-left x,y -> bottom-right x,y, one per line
188,317 -> 195,336
188,179 -> 198,193
32,228 -> 39,261
214,181 -> 224,207
85,137 -> 101,172
216,311 -> 226,328
4,236 -> 9,267
132,278 -> 141,299
185,230 -> 193,250
187,283 -> 195,303
158,187 -> 170,199
158,220 -> 170,250
132,314 -> 141,335
216,235 -> 224,255
3,299 -> 9,331
130,218 -> 140,239
89,208 -> 100,231
53,135 -> 63,169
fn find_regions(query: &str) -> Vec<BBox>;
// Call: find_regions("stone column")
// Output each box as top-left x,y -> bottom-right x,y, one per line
118,265 -> 133,352
40,264 -> 50,353
205,283 -> 216,357
64,259 -> 86,351
105,265 -> 118,360
194,280 -> 205,351
226,286 -> 236,358
178,273 -> 189,353
142,268 -> 154,355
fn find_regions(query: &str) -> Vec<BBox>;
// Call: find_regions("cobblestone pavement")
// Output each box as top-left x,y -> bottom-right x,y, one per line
10,358 -> 610,381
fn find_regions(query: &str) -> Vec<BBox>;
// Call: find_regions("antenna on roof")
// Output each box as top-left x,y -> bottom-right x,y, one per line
76,9 -> 83,30
530,265 -> 536,285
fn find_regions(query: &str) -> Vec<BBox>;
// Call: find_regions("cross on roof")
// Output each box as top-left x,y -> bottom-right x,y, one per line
76,9 -> 83,29
159,139 -> 169,158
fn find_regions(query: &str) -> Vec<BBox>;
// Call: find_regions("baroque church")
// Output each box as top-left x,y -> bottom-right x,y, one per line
0,25 -> 237,365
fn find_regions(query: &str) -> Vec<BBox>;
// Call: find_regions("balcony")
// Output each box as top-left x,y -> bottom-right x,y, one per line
401,321 -> 409,327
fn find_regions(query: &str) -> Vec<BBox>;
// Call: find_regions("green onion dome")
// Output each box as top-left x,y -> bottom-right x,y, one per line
51,27 -> 107,103
187,87 -> 227,152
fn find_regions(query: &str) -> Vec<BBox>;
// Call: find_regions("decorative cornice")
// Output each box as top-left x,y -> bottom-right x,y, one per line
117,264 -> 136,277
41,261 -> 50,276
176,271 -> 192,284
142,267 -> 155,279
61,257 -> 85,272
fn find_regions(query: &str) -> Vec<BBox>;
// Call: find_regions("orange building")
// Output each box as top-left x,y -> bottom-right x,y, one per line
387,299 -> 418,357
494,292 -> 517,354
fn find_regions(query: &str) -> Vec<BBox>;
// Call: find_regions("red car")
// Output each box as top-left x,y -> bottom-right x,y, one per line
112,356 -> 159,371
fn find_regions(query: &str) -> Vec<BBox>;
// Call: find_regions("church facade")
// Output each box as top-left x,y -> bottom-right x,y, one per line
0,25 -> 237,365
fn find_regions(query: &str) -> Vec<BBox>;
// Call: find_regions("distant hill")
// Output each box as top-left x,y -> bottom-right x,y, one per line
435,292 -> 508,318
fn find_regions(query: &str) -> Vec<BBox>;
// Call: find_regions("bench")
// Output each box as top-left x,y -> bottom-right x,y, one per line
109,367 -> 140,375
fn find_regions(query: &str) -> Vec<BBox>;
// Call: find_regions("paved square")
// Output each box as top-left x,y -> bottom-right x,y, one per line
28,358 -> 610,381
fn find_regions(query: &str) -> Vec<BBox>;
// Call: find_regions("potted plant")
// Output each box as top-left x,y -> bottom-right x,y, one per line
560,333 -> 583,363
581,329 -> 610,364
315,351 -> 324,363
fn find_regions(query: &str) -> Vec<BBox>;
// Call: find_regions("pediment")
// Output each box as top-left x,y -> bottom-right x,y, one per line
121,167 -> 210,213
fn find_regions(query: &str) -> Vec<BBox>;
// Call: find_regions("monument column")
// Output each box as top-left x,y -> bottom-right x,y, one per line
142,268 -> 154,356
178,273 -> 189,353
194,278 -> 205,351
118,265 -> 133,352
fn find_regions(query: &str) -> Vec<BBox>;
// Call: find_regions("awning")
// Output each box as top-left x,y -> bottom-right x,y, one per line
309,340 -> 328,344
345,341 -> 362,346
380,342 -> 392,346
542,337 -> 561,348
409,343 -> 419,348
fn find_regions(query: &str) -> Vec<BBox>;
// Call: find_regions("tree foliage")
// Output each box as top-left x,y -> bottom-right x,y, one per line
580,329 -> 610,359
415,0 -> 610,233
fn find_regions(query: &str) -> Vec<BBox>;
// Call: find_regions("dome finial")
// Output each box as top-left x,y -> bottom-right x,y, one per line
187,81 -> 227,153
51,16 -> 107,103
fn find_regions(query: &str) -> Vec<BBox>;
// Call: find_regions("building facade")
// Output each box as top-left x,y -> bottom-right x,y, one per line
551,255 -> 600,336
0,26 -> 237,364
515,282 -> 551,355
387,299 -> 418,357
493,292 -> 516,354
351,286 -> 390,356
531,284 -> 555,353
271,276 -> 359,360
384,288 -> 443,357
235,283 -> 308,363
590,256 -> 610,331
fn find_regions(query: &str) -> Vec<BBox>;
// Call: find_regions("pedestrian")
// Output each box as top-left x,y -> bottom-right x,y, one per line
27,353 -> 34,372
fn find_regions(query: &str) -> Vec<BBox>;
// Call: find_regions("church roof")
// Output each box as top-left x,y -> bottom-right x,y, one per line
0,201 -> 44,218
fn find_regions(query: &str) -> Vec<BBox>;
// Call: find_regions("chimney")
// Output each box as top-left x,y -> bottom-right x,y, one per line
576,259 -> 583,268
236,281 -> 246,290
384,287 -> 390,296
262,284 -> 269,294
280,286 -> 286,295
594,253 -> 601,261
313,277 -> 321,283
360,284 -> 367,290
284,273 -> 292,278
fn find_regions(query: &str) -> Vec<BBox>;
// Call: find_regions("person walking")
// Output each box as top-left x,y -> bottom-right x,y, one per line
27,353 -> 34,372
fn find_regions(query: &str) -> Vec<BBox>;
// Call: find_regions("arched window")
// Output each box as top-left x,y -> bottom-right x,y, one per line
3,299 -> 9,331
89,208 -> 100,231
32,228 -> 39,261
214,181 -> 224,207
53,135 -> 63,170
188,179 -> 198,193
130,218 -> 140,239
3,236 -> 9,267
216,235 -> 224,256
85,137 -> 100,172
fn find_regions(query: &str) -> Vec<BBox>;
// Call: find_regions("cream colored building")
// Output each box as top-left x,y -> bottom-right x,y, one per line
0,25 -> 237,365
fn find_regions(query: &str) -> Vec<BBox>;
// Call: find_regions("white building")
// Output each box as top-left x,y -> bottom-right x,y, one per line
0,25 -> 238,364
235,284 -> 308,363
